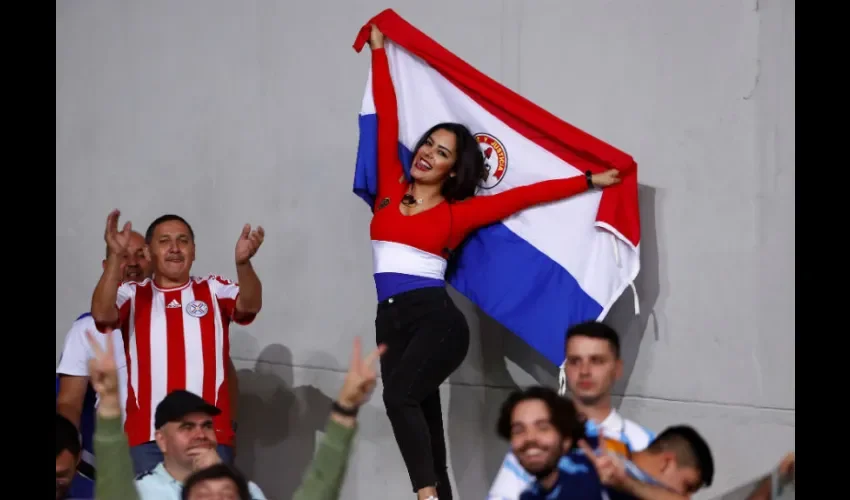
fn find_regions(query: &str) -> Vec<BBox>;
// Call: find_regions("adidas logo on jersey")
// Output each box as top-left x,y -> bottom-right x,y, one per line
167,299 -> 181,308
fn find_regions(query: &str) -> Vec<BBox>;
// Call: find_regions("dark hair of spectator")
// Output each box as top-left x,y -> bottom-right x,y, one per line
181,463 -> 251,500
496,385 -> 586,452
145,214 -> 195,244
564,320 -> 621,359
56,412 -> 81,458
648,425 -> 715,487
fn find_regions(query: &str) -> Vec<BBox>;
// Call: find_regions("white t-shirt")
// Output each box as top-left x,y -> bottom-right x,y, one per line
487,408 -> 655,500
56,313 -> 129,421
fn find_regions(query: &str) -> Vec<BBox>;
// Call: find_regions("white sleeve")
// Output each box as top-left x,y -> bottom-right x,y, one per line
207,274 -> 240,300
116,281 -> 136,309
623,420 -> 655,451
56,318 -> 95,377
247,482 -> 266,500
487,451 -> 532,500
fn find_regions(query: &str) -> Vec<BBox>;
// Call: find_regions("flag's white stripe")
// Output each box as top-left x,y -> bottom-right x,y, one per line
371,240 -> 447,279
360,65 -> 376,115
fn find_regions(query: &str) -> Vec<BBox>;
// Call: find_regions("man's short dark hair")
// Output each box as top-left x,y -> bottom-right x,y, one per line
648,425 -> 715,487
564,320 -> 621,359
182,464 -> 251,500
496,386 -> 586,450
56,413 -> 81,458
145,214 -> 195,244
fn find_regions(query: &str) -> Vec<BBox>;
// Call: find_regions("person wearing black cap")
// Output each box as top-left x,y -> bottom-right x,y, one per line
133,390 -> 266,499
87,330 -> 264,500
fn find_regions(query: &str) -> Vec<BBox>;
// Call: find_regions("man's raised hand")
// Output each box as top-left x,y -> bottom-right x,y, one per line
235,224 -> 265,265
104,209 -> 132,258
577,439 -> 628,489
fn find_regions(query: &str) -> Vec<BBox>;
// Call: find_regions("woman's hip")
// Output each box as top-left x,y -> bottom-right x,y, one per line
374,286 -> 469,348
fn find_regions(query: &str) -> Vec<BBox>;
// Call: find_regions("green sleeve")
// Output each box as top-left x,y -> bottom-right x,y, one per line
291,417 -> 357,500
93,414 -> 140,500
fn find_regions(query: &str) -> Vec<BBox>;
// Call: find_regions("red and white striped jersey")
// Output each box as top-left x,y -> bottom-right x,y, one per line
106,274 -> 255,447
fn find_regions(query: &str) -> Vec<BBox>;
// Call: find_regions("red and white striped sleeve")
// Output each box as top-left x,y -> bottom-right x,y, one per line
207,275 -> 256,326
95,282 -> 136,333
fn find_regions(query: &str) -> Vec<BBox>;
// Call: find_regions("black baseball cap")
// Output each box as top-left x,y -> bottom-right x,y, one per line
154,390 -> 221,429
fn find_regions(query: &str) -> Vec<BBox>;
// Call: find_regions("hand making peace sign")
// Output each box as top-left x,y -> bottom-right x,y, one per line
85,329 -> 119,398
337,337 -> 387,409
577,438 -> 628,489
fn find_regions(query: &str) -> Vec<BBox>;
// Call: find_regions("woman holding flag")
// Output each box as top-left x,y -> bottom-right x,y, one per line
365,25 -> 621,500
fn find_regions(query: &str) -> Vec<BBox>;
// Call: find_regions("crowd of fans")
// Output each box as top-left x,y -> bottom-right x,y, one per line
56,211 -> 794,499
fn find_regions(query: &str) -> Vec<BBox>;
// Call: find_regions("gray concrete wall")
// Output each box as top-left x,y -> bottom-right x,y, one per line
56,1 -> 795,498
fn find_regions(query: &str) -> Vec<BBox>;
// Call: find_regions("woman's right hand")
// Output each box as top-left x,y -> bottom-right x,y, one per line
369,24 -> 385,49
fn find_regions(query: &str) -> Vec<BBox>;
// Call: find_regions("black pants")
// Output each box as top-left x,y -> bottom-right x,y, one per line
375,286 -> 470,499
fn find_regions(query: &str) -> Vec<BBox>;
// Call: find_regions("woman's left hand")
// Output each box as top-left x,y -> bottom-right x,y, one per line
591,169 -> 621,187
369,24 -> 385,49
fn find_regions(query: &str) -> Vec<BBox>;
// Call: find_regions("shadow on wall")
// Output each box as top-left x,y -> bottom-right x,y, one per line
445,184 -> 661,498
231,334 -> 387,499
232,341 -> 333,500
605,184 -> 661,401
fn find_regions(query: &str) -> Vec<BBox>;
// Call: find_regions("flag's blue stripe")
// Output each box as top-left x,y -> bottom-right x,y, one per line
353,113 -> 412,209
353,114 -> 602,365
449,226 -> 603,365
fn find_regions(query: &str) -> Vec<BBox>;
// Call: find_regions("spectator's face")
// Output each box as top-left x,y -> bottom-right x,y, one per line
123,232 -> 152,281
564,336 -> 621,405
55,449 -> 78,499
509,399 -> 568,479
650,453 -> 703,495
155,413 -> 217,468
185,478 -> 241,500
660,462 -> 703,495
147,220 -> 195,282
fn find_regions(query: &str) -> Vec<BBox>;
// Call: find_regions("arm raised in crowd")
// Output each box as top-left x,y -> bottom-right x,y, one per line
87,329 -> 140,500
291,337 -> 387,500
578,441 -> 692,500
233,224 -> 265,316
91,210 -> 130,328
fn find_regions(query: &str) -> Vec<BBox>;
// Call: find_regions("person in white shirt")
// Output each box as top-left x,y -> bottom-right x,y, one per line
488,321 -> 655,499
56,232 -> 151,427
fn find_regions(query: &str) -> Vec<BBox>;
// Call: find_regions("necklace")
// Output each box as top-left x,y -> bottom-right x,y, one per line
401,193 -> 422,206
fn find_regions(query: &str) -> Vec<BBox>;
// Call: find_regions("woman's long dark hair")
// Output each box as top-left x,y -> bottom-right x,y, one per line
411,122 -> 486,202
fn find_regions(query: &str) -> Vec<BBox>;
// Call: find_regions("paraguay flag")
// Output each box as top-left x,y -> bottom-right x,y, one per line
352,9 -> 641,367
